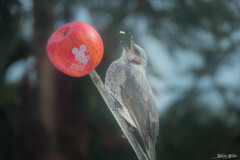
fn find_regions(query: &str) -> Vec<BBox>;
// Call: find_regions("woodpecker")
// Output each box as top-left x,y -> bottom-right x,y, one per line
105,34 -> 159,160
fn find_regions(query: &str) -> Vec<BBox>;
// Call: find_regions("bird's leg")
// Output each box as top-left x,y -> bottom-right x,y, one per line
114,101 -> 118,108
113,100 -> 122,109
113,100 -> 130,138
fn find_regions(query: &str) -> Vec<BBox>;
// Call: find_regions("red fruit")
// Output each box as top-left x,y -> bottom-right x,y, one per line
46,21 -> 104,77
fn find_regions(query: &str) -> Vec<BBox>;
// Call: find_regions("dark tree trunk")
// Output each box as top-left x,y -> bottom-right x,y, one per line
32,0 -> 57,159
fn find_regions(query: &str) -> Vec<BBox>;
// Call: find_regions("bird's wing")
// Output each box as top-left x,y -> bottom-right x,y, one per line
120,68 -> 159,148
105,61 -> 126,103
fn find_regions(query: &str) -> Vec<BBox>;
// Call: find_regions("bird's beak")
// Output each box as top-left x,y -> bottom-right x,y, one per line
130,34 -> 134,53
120,41 -> 129,51
120,32 -> 135,53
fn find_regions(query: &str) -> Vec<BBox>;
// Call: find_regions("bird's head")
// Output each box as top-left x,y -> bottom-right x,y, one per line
120,34 -> 147,69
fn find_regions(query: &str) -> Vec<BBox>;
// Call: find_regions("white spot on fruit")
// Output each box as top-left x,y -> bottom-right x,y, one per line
71,44 -> 92,71
71,63 -> 85,71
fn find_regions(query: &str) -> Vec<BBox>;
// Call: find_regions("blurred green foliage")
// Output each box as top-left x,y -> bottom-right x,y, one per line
0,0 -> 240,160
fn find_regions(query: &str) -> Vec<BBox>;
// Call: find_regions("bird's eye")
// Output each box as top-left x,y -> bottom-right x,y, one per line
134,49 -> 140,56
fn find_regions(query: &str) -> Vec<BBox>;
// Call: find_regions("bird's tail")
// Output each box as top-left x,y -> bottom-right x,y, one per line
146,140 -> 157,160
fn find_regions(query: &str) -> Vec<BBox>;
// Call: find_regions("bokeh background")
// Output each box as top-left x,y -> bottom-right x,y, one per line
0,0 -> 240,160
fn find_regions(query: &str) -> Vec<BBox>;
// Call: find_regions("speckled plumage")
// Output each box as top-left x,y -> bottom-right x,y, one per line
105,39 -> 159,160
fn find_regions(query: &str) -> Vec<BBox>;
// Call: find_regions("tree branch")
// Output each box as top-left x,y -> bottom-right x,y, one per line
89,69 -> 148,160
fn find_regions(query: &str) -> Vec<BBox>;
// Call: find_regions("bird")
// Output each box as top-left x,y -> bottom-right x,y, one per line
105,34 -> 159,160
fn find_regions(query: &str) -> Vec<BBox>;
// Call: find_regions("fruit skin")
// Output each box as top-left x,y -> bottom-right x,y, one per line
46,21 -> 104,77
